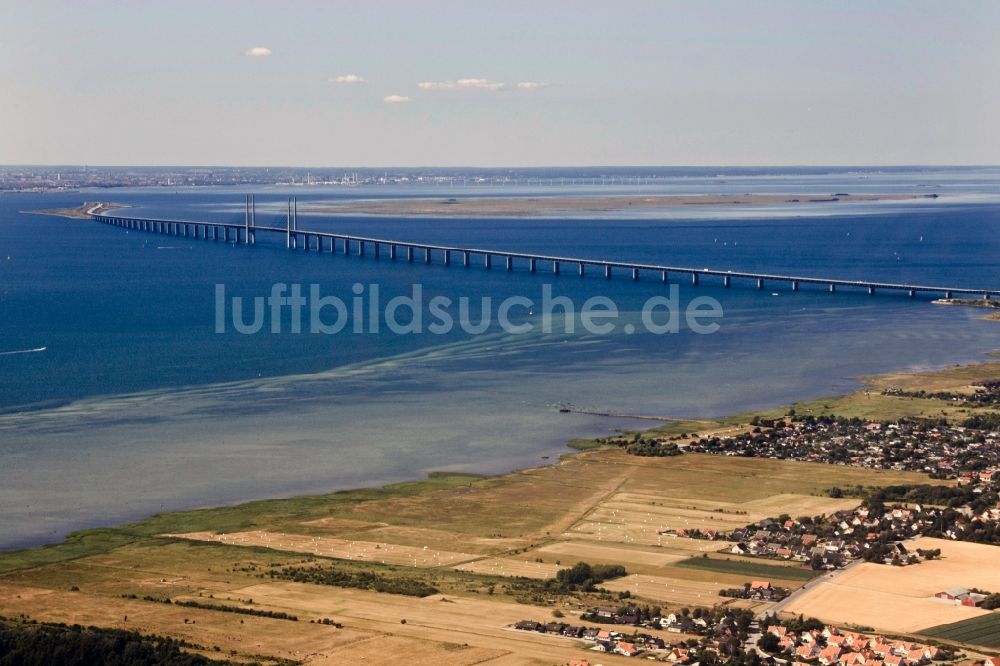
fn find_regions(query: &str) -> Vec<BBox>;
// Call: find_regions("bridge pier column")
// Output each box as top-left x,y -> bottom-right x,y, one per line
224,227 -> 230,242
506,256 -> 513,271
484,254 -> 492,269
661,270 -> 668,283
829,284 -> 836,293
371,243 -> 377,258
444,250 -> 451,265
359,241 -> 365,257
529,258 -> 536,273
407,246 -> 414,262
213,226 -> 218,241
756,278 -> 763,290
424,248 -> 431,263
235,228 -> 242,243
632,268 -> 639,281
463,251 -> 470,267
184,224 -> 190,238
868,286 -> 876,296
605,265 -> 612,279
578,262 -> 585,277
792,280 -> 799,291
389,244 -> 397,260
724,275 -> 732,288
691,273 -> 699,286
316,236 -> 324,253
944,291 -> 952,299
553,261 -> 560,275
909,289 -> 916,298
342,238 -> 350,255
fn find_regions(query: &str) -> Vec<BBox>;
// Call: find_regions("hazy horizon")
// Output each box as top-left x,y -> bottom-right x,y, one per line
2,1 -> 998,167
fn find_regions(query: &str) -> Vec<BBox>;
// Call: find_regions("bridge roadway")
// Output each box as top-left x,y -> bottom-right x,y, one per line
91,213 -> 997,300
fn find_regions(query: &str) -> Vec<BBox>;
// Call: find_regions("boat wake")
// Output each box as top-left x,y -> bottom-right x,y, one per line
0,346 -> 47,356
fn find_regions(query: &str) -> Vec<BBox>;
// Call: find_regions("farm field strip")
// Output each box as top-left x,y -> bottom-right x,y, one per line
165,531 -> 477,567
451,558 -> 561,579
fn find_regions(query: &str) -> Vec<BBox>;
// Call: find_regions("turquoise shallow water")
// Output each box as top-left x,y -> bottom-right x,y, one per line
1,167 -> 998,549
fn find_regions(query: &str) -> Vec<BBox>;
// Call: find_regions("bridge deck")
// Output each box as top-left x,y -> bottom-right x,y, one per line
92,213 -> 997,298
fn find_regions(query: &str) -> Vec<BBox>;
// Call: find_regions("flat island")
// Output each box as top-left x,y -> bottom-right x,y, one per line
25,202 -> 128,219
309,192 -> 937,217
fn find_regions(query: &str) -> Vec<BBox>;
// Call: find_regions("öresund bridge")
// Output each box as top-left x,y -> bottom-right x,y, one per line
91,197 -> 997,300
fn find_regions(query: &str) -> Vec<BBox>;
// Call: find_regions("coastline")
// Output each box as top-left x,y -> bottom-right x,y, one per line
22,201 -> 130,219
3,354 -> 997,564
305,192 -> 937,217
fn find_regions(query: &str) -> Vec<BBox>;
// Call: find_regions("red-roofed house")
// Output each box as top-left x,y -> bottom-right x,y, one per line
819,646 -> 843,665
614,642 -> 640,657
796,645 -> 818,660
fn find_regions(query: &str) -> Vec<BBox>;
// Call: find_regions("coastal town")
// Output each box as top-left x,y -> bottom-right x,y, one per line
682,415 -> 1000,480
669,479 -> 1000,571
510,608 -> 977,665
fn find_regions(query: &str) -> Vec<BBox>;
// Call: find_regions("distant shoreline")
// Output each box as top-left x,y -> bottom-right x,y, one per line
23,201 -> 130,219
307,192 -> 937,217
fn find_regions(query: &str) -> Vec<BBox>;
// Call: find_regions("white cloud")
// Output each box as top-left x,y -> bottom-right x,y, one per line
333,74 -> 366,84
517,81 -> 549,90
383,94 -> 412,104
244,47 -> 272,57
417,78 -> 506,91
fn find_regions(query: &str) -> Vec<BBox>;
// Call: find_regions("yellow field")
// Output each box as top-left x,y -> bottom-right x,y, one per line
452,558 -> 561,579
0,581 -> 599,665
532,540 -> 692,567
0,447 -> 960,663
167,531 -> 477,567
600,574 -> 734,607
780,537 -> 1000,633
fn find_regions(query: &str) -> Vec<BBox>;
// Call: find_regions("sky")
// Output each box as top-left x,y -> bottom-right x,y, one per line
1,1 -> 998,167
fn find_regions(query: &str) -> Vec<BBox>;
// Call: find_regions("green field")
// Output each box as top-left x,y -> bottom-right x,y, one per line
675,556 -> 819,581
919,612 -> 1000,648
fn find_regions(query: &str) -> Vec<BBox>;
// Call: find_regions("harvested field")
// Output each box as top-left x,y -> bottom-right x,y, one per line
452,558 -> 561,580
780,537 -> 1000,634
532,541 -> 690,567
166,531 -> 476,567
600,574 -> 728,606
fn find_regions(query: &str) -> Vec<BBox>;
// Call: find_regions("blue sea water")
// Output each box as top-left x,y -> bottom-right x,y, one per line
0,166 -> 998,549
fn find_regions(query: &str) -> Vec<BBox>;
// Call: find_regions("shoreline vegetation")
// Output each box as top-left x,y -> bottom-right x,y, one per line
1,359 -> 999,662
2,357 -> 997,565
933,298 -> 1000,322
306,192 -> 936,217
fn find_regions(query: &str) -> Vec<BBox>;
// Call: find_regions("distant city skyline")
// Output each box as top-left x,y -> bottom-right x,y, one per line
1,1 -> 998,166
